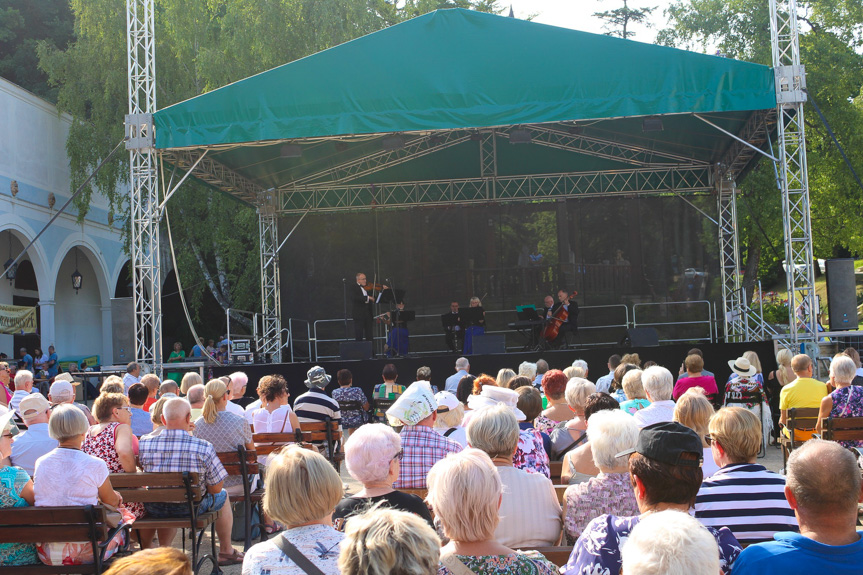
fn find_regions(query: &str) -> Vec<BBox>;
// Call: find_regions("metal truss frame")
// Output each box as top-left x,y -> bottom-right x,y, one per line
717,109 -> 777,178
770,0 -> 817,344
126,0 -> 161,374
717,177 -> 746,342
258,190 -> 282,362
278,166 -> 712,213
161,150 -> 261,204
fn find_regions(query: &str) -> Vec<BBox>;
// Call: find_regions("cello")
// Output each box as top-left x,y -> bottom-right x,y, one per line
541,291 -> 578,343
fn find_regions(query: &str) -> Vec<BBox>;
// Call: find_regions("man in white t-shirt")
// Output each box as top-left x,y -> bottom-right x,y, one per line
122,362 -> 141,393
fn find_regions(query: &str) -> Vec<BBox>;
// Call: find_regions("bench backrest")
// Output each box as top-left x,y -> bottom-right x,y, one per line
822,416 -> 863,442
549,460 -> 563,483
0,505 -> 109,544
295,420 -> 342,443
788,407 -> 821,432
218,445 -> 260,476
252,432 -> 299,456
110,471 -> 206,504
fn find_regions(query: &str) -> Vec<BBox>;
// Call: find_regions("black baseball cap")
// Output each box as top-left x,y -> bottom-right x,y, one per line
616,421 -> 704,467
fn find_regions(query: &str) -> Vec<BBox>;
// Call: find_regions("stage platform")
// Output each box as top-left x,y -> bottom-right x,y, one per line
214,340 -> 777,402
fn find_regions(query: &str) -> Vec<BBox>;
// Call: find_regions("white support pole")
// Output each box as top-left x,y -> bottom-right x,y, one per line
126,0 -> 162,374
769,0 -> 817,346
258,190 -> 282,362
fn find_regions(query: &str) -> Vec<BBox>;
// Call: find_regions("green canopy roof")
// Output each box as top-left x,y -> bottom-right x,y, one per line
154,8 -> 775,150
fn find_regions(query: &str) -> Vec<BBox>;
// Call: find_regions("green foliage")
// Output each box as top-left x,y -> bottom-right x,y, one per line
593,0 -> 656,39
35,0 -> 501,331
761,301 -> 791,324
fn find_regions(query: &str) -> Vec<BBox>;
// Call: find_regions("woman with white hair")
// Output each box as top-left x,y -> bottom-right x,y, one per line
816,354 -> 863,447
549,377 -> 596,459
337,508 -> 440,575
466,404 -> 562,547
518,361 -> 537,382
433,391 -> 467,447
562,409 -> 639,543
333,423 -> 433,530
242,445 -> 344,575
427,449 -> 558,575
34,405 -> 132,566
631,366 -> 676,428
621,510 -> 720,575
619,369 -> 650,415
225,372 -> 249,414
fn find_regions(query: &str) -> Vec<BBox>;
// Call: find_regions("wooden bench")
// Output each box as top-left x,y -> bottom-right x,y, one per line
110,472 -> 217,574
217,445 -> 262,551
820,416 -> 863,445
514,546 -> 571,568
0,505 -> 128,574
780,407 -> 821,467
549,460 -> 563,483
294,419 -> 343,469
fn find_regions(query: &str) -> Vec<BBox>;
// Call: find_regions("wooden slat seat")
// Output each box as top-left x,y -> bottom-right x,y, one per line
0,505 -> 125,574
820,416 -> 863,444
514,546 -> 571,568
549,460 -> 563,483
217,445 -> 262,551
295,419 -> 343,469
252,432 -> 297,457
780,407 -> 821,466
110,471 -> 216,572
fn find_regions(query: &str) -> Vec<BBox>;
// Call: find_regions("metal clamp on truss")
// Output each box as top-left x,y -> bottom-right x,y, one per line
774,65 -> 807,105
125,113 -> 155,151
257,188 -> 278,215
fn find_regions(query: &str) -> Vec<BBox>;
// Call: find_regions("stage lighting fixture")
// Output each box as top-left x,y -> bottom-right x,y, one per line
381,135 -> 406,150
509,128 -> 532,144
280,144 -> 303,158
642,117 -> 664,132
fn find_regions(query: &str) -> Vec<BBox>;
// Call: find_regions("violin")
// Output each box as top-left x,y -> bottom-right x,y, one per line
364,283 -> 389,293
541,291 -> 578,343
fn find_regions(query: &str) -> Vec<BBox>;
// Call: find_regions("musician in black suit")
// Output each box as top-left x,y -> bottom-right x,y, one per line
441,300 -> 463,353
548,289 -> 578,348
351,273 -> 387,342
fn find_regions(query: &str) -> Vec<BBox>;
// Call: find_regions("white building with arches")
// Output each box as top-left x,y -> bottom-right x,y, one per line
0,77 -> 130,365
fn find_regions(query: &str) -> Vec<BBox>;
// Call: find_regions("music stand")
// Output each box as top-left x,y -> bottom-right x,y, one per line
461,307 -> 484,325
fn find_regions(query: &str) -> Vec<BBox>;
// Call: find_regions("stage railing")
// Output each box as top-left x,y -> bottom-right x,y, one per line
288,319 -> 312,363
632,301 -> 714,344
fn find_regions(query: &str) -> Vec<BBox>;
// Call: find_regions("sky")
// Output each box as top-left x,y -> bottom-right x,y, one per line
507,0 -> 674,44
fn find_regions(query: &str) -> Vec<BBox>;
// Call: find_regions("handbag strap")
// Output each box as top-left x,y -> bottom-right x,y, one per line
440,553 -> 476,575
272,535 -> 327,575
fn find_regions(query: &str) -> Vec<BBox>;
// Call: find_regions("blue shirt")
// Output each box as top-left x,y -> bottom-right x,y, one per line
130,407 -> 153,436
732,531 -> 863,575
595,371 -> 615,393
445,370 -> 468,393
190,345 -> 203,358
45,353 -> 59,378
21,355 -> 33,372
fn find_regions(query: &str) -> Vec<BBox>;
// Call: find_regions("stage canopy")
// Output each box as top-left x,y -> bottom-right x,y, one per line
152,8 -> 777,212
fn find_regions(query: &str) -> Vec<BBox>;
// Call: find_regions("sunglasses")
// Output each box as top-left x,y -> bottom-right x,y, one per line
704,435 -> 718,446
391,449 -> 404,462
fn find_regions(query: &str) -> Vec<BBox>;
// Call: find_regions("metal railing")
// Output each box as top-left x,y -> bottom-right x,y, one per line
632,301 -> 715,344
288,319 -> 312,363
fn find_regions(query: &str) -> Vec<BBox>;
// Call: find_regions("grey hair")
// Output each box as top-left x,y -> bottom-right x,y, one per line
642,366 -> 673,401
162,397 -> 191,421
571,359 -> 588,373
518,362 -> 537,379
186,384 -> 206,404
622,510 -> 719,575
564,378 -> 596,413
345,423 -> 401,484
588,409 -> 640,470
455,357 -> 469,371
830,355 -> 857,384
14,370 -> 33,388
48,403 -> 89,441
466,403 -> 519,459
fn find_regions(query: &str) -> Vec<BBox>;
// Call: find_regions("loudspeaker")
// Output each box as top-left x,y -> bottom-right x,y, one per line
339,341 -> 373,360
472,334 -> 506,355
826,258 -> 858,331
620,327 -> 659,347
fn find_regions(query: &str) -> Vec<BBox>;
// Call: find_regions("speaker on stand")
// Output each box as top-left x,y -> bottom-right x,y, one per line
826,258 -> 858,331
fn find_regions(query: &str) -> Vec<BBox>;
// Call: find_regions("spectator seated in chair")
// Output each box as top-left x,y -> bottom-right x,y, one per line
816,355 -> 863,448
10,394 -> 57,477
780,354 -> 828,442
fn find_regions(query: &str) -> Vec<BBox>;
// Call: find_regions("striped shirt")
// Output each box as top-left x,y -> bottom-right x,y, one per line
694,463 -> 798,544
293,388 -> 341,426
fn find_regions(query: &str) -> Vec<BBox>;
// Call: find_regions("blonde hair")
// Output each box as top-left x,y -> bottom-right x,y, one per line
100,375 -> 124,395
92,392 -> 129,423
673,388 -> 714,441
621,353 -> 641,367
102,547 -> 191,575
150,396 -> 171,425
434,404 -> 465,429
776,348 -> 794,386
263,445 -> 343,527
495,368 -> 516,389
337,507 -> 440,575
743,351 -> 762,374
621,369 -> 646,400
466,403 -> 519,459
564,365 -> 586,379
201,378 -> 228,424
709,407 -> 761,463
180,372 -> 202,395
565,378 -> 596,413
469,296 -> 481,306
426,449 -> 501,543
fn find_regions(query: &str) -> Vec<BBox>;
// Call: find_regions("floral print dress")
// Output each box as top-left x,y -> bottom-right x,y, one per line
829,385 -> 863,448
533,414 -> 559,436
82,422 -> 145,519
439,551 -> 558,575
513,428 -> 551,478
0,466 -> 37,565
332,386 -> 368,430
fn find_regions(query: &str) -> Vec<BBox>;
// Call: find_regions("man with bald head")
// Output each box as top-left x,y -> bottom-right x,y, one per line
780,354 -> 828,441
138,398 -> 241,564
732,439 -> 863,574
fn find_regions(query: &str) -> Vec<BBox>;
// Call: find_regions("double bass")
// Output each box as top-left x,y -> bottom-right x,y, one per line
541,291 -> 578,343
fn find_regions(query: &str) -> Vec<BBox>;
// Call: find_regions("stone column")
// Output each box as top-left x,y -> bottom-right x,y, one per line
38,300 -> 55,348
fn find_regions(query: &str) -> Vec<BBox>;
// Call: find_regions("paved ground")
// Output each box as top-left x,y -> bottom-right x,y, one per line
173,444 -> 785,573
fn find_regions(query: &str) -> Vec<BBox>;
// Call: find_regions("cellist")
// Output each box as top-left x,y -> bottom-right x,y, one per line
549,289 -> 579,348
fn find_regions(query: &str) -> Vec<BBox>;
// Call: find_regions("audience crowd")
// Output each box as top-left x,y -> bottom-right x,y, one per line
0,345 -> 861,575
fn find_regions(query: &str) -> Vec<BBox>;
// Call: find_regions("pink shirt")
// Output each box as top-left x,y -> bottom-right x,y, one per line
673,375 -> 718,400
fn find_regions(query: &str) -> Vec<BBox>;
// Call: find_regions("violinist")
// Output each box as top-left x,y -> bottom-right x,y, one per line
351,273 -> 388,343
549,289 -> 579,348
383,301 -> 409,357
462,296 -> 486,355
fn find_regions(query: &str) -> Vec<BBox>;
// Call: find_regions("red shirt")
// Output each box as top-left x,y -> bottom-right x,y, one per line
143,396 -> 157,412
673,375 -> 718,401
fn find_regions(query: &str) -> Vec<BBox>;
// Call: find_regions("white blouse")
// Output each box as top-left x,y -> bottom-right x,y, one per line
253,405 -> 294,433
34,448 -> 109,507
